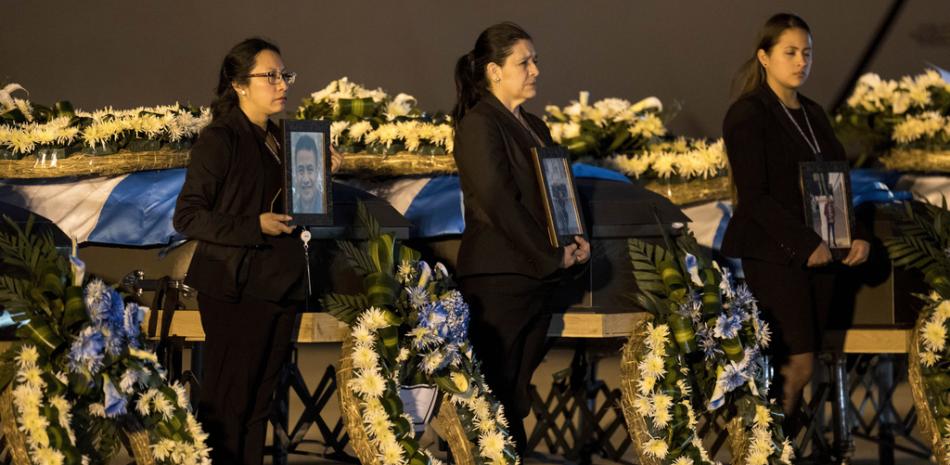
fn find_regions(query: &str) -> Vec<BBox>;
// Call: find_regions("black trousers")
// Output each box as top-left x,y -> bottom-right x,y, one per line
461,274 -> 553,458
196,292 -> 298,465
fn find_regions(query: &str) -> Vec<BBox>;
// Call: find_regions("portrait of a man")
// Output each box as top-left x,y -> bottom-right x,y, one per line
292,133 -> 326,214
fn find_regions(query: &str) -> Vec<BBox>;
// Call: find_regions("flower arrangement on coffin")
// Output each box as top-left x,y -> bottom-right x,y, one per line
0,85 -> 210,160
599,137 -> 727,182
321,203 -> 517,465
622,231 -> 792,465
0,216 -> 210,465
297,77 -> 454,156
884,199 -> 950,464
834,69 -> 950,163
544,91 -> 667,159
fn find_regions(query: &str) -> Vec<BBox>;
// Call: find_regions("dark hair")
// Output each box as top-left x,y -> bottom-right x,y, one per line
731,13 -> 811,99
452,22 -> 532,126
294,135 -> 318,159
211,37 -> 281,120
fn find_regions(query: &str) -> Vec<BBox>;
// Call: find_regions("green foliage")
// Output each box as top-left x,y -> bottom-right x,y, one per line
321,293 -> 371,325
885,199 -> 950,297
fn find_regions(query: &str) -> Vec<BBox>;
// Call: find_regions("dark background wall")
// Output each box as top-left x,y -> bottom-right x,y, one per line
3,1 -> 949,138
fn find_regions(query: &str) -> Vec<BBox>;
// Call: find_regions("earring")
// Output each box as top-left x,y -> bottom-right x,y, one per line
240,90 -> 246,95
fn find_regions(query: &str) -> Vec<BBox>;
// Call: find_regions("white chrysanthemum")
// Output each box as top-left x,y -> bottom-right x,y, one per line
171,382 -> 189,409
361,307 -> 390,331
152,392 -> 175,420
754,404 -> 772,426
780,437 -> 795,463
638,375 -> 656,395
920,350 -> 939,367
347,121 -> 373,142
644,438 -> 668,459
352,345 -> 380,371
639,354 -> 666,380
351,370 -> 386,399
88,403 -> 106,418
378,439 -> 406,465
330,121 -> 350,145
651,152 -> 676,179
478,430 -> 506,458
32,447 -> 64,465
129,347 -> 159,363
630,114 -> 667,139
935,301 -> 950,322
136,389 -> 156,416
921,319 -> 948,352
672,457 -> 694,465
646,323 -> 670,349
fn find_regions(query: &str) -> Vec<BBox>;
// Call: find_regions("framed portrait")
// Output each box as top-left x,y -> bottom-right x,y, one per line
282,119 -> 332,226
799,161 -> 854,259
531,146 -> 587,248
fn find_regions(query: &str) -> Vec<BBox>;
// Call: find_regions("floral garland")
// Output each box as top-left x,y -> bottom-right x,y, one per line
835,69 -> 950,155
343,261 -> 518,465
627,235 -> 793,465
600,137 -> 727,181
297,77 -> 454,156
0,219 -> 210,465
325,205 -> 517,465
0,95 -> 210,158
545,91 -> 667,158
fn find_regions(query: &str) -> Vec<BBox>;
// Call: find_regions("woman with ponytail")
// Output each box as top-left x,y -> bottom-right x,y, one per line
721,14 -> 870,434
452,22 -> 591,456
174,38 -> 340,464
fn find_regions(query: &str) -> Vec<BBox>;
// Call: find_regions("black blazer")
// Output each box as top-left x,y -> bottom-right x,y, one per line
174,109 -> 306,302
721,85 -> 865,266
453,94 -> 562,279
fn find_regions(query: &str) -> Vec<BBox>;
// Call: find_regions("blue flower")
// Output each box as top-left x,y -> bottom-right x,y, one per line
732,284 -> 757,312
713,313 -> 743,340
720,362 -> 749,393
68,326 -> 105,374
103,375 -> 128,417
84,279 -> 125,327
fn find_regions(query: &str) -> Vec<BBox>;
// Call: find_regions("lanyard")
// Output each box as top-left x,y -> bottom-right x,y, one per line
779,101 -> 822,158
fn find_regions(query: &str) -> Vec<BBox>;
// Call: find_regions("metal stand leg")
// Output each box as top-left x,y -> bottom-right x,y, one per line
831,353 -> 854,463
876,355 -> 896,465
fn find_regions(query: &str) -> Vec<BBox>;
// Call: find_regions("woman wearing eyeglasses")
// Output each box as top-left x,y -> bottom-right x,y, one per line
452,22 -> 591,456
174,37 -> 340,464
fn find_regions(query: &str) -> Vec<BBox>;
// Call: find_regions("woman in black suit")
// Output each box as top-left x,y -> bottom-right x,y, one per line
174,38 -> 339,464
451,22 -> 591,456
721,14 -> 870,430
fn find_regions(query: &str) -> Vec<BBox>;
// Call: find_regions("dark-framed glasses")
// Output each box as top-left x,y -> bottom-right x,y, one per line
245,71 -> 296,85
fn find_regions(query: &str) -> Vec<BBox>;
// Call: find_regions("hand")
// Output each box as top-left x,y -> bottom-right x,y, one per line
806,242 -> 833,268
842,239 -> 870,267
330,145 -> 344,174
560,243 -> 579,269
260,213 -> 293,236
572,236 -> 591,264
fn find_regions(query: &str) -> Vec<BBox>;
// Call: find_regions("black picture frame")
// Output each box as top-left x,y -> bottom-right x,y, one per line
799,160 -> 854,259
531,146 -> 587,248
282,119 -> 332,226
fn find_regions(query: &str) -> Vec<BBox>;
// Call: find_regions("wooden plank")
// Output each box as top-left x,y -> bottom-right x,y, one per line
825,328 -> 912,354
142,310 -> 348,343
547,312 -> 647,338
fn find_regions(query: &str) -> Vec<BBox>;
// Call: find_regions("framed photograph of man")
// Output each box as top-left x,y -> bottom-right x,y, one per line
531,146 -> 587,248
799,161 -> 854,259
282,119 -> 332,226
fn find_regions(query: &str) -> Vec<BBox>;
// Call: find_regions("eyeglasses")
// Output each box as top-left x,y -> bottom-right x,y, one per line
245,71 -> 297,85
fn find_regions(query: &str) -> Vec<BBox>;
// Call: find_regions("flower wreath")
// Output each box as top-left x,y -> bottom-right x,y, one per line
323,205 -> 518,465
0,217 -> 209,465
622,234 -> 793,465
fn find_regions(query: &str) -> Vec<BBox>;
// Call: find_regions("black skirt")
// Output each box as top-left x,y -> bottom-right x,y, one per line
742,258 -> 837,357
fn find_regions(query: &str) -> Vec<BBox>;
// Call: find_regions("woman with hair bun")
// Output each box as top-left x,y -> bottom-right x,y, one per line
722,13 -> 870,434
452,22 -> 591,456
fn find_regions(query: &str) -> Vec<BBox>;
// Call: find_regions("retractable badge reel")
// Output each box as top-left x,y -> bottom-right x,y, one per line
300,228 -> 312,297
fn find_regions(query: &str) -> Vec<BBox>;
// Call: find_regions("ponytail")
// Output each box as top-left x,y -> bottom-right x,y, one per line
451,22 -> 532,127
